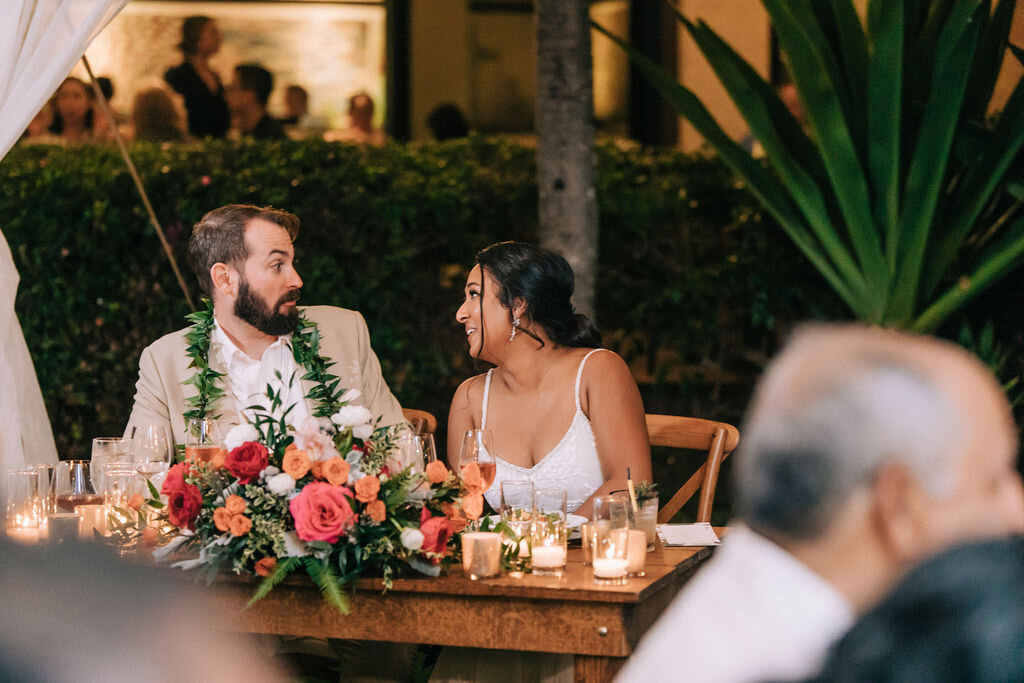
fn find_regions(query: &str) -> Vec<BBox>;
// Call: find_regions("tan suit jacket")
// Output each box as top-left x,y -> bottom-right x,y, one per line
126,306 -> 406,447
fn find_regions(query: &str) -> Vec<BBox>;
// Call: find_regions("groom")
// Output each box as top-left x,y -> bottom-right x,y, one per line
126,204 -> 406,446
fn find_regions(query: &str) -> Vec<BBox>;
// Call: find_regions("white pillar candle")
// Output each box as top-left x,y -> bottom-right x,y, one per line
462,531 -> 502,580
592,557 -> 628,578
531,544 -> 566,568
5,526 -> 40,545
627,529 -> 647,575
76,504 -> 106,539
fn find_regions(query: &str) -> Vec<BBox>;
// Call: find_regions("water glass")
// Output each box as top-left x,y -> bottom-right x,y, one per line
500,480 -> 535,567
90,437 -> 133,492
398,433 -> 436,473
461,531 -> 502,580
580,521 -> 596,566
55,461 -> 103,512
593,492 -> 631,528
5,468 -> 42,545
593,523 -> 630,585
459,429 -> 496,492
35,463 -> 57,519
530,487 -> 567,577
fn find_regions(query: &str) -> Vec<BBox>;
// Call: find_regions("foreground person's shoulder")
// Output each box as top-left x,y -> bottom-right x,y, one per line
144,325 -> 191,355
301,305 -> 365,328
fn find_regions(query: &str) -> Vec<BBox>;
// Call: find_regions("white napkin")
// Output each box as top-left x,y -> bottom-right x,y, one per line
657,522 -> 721,546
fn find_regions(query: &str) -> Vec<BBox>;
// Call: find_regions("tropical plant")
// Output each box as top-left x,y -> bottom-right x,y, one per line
595,0 -> 1024,332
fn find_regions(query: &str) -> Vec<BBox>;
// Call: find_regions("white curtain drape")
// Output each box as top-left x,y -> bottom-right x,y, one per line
0,0 -> 129,503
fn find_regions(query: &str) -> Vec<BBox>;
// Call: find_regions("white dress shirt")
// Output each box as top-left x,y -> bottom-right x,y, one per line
617,526 -> 854,683
212,319 -> 311,429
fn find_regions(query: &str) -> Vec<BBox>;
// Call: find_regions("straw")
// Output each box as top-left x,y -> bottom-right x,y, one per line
626,466 -> 639,513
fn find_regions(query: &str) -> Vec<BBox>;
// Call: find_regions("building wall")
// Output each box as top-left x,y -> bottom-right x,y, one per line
410,0 -> 471,140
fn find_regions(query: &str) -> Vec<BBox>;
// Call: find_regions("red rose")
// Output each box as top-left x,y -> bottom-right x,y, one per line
161,463 -> 202,530
419,507 -> 454,562
225,441 -> 269,484
289,482 -> 356,543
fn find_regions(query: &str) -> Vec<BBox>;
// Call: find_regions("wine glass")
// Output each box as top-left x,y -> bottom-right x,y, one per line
184,418 -> 224,466
133,424 -> 173,486
398,433 -> 436,474
459,429 -> 496,492
54,461 -> 102,512
90,437 -> 133,493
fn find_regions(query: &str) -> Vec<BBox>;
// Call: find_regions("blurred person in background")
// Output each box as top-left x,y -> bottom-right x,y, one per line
47,77 -> 111,144
324,92 -> 385,146
279,84 -> 327,137
0,539 -> 284,681
810,536 -> 1024,683
165,16 -> 230,139
226,64 -> 285,140
619,324 -> 1024,683
427,103 -> 469,141
131,86 -> 188,142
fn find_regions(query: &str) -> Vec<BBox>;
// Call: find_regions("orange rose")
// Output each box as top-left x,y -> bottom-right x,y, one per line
425,460 -> 449,484
354,475 -> 381,503
255,557 -> 278,577
365,499 -> 386,523
225,495 -> 247,515
282,444 -> 312,480
311,460 -> 325,480
229,514 -> 253,537
213,507 -> 232,532
323,457 -> 351,487
440,502 -> 469,533
462,492 -> 484,520
126,493 -> 144,511
460,462 -> 483,492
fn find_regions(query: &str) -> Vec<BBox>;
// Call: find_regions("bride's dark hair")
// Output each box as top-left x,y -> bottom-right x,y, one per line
475,241 -> 601,349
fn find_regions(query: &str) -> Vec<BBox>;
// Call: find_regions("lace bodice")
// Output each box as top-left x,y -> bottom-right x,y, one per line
480,349 -> 607,513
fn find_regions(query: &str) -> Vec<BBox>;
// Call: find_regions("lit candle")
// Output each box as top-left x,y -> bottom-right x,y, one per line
592,557 -> 628,578
531,544 -> 566,568
627,529 -> 647,576
76,504 -> 106,540
5,526 -> 40,545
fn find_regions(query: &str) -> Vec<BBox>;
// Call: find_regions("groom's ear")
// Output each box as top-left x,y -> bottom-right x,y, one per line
210,262 -> 237,298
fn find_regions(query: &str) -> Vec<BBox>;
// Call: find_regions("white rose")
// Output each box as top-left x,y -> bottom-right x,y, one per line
330,405 -> 373,428
282,531 -> 311,557
225,423 -> 259,452
401,527 -> 424,551
266,472 -> 296,496
352,424 -> 373,440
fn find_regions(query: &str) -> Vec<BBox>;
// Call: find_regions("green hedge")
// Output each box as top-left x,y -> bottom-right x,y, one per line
1,137 -> 844,460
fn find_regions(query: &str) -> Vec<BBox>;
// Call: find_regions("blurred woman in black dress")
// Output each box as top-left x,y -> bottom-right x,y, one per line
164,16 -> 230,139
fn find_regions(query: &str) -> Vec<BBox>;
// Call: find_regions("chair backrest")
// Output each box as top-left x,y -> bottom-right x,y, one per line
646,414 -> 740,524
402,408 -> 438,436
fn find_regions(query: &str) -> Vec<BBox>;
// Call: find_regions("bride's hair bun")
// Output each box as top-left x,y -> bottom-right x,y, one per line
475,242 -> 602,349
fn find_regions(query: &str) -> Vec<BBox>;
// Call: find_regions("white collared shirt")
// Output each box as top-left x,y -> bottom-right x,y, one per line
617,525 -> 855,683
211,318 -> 311,429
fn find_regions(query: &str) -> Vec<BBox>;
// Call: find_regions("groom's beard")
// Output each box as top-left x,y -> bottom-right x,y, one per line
234,278 -> 301,336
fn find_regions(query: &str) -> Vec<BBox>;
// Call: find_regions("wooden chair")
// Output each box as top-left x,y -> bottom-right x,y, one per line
402,408 -> 438,436
646,414 -> 740,524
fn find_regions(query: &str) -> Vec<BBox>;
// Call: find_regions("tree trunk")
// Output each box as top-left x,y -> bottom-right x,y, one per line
535,0 -> 599,319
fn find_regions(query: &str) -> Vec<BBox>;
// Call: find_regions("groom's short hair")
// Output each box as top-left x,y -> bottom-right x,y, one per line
187,204 -> 300,295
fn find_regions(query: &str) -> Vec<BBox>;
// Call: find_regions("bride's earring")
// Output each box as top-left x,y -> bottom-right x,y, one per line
508,317 -> 520,342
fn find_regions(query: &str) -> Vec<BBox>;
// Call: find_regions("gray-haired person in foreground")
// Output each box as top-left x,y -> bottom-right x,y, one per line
618,324 -> 1024,683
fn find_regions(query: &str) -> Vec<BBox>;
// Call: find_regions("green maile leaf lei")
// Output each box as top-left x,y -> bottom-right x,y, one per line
182,298 -> 348,424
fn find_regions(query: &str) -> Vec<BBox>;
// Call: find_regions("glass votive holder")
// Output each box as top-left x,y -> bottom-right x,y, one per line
593,525 -> 630,585
627,529 -> 648,577
631,496 -> 659,551
462,531 -> 502,580
531,487 -> 568,577
5,468 -> 42,545
46,512 -> 82,545
76,504 -> 106,540
580,521 -> 596,566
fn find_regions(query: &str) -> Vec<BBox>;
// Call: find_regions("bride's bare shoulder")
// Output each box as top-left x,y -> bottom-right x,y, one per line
451,373 -> 489,405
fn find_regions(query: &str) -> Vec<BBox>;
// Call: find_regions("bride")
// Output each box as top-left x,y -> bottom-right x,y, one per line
447,241 -> 651,518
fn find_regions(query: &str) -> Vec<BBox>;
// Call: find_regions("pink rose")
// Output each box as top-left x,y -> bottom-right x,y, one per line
419,507 -> 454,562
225,441 -> 269,484
289,482 -> 356,543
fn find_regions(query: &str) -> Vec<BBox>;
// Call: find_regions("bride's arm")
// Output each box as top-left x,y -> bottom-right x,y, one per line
446,376 -> 479,467
575,350 -> 652,518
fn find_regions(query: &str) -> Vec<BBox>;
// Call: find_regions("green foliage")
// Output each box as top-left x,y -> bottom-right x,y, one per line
596,0 -> 1024,332
0,137 -> 842,458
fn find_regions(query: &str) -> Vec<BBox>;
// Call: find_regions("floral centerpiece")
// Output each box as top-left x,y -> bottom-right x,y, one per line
145,301 -> 485,613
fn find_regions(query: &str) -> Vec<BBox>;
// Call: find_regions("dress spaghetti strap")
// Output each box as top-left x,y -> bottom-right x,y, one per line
574,349 -> 607,412
480,368 -> 494,429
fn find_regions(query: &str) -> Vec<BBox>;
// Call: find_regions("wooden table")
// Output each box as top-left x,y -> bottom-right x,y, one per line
204,544 -> 711,681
